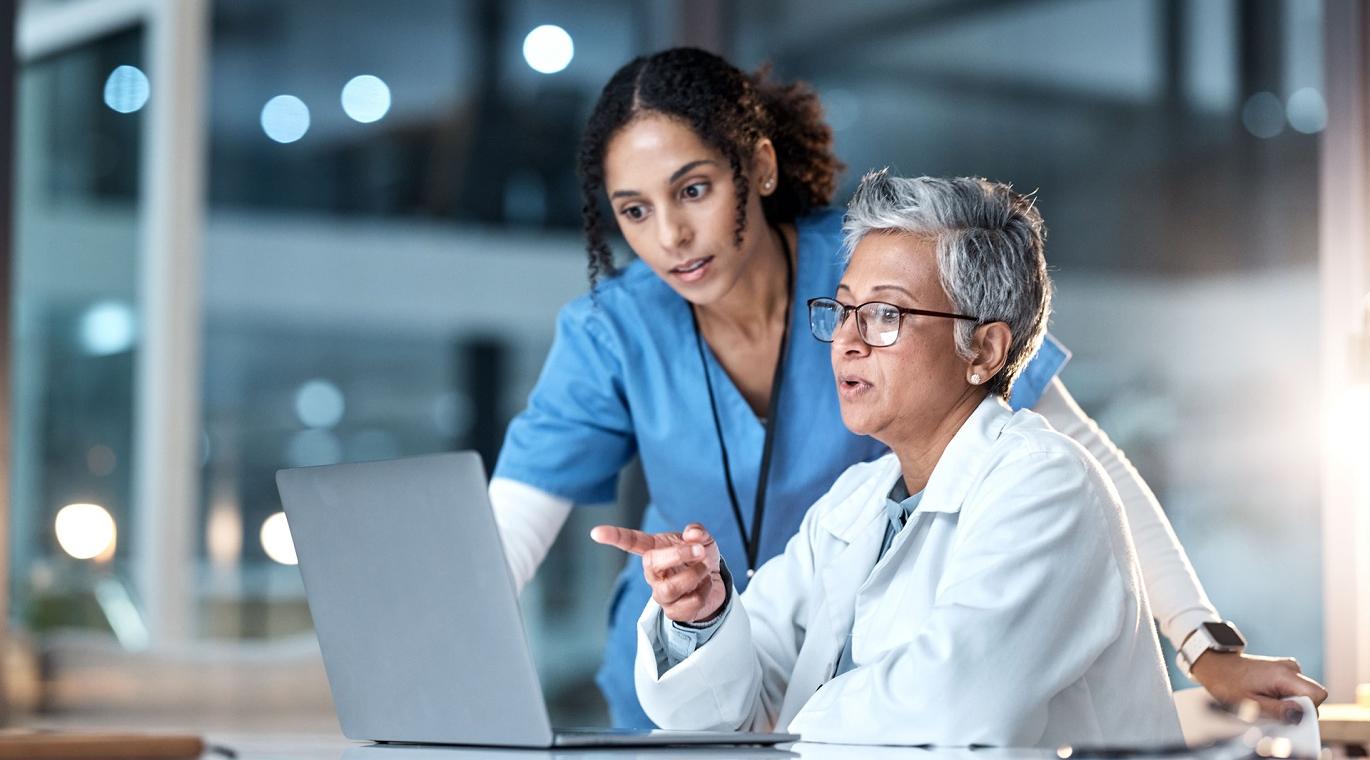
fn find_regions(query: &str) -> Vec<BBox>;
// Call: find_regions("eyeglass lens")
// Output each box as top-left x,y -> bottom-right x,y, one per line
808,299 -> 902,347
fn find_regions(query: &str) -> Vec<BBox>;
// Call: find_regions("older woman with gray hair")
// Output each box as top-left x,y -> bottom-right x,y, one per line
592,170 -> 1183,747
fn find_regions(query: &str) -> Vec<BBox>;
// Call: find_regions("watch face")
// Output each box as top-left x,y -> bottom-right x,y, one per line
1203,622 -> 1245,647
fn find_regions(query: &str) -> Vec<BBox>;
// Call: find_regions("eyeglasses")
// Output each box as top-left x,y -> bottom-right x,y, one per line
807,297 -> 978,347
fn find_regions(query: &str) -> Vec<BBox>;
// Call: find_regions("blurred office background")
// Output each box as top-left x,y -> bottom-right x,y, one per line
5,0 -> 1367,732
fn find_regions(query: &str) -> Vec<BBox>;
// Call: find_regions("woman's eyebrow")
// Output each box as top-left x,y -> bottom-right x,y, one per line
609,159 -> 717,200
669,159 -> 717,184
835,283 -> 918,300
870,284 -> 917,299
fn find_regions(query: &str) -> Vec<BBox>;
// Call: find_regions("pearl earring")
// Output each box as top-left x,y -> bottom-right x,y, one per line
763,178 -> 774,190
970,373 -> 982,385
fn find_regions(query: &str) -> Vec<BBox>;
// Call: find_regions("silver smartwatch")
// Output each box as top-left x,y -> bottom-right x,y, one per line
1177,620 -> 1246,677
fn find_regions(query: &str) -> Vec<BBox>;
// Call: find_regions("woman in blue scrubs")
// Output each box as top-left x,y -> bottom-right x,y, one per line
491,48 -> 1327,728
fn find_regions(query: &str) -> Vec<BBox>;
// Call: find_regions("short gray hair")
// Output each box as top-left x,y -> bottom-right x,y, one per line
842,169 -> 1053,400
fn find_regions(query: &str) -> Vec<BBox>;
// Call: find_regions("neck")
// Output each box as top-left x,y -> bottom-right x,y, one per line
887,390 -> 988,494
694,224 -> 791,341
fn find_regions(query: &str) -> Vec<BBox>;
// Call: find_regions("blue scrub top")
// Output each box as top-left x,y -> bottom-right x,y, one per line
493,208 -> 1070,727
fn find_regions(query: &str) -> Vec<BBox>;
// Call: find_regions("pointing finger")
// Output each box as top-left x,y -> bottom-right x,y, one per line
590,525 -> 658,556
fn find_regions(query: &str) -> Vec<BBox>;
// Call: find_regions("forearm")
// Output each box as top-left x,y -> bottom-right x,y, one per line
488,477 -> 572,592
1033,378 -> 1219,648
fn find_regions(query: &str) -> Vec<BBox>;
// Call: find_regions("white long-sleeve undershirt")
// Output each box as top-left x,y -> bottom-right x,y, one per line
1031,377 -> 1220,649
490,377 -> 1220,649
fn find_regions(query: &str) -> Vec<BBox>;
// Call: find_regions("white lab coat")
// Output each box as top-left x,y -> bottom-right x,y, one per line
634,396 -> 1183,747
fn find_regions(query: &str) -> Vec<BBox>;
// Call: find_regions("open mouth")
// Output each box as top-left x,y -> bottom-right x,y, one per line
671,257 -> 712,274
668,257 -> 712,283
838,373 -> 873,397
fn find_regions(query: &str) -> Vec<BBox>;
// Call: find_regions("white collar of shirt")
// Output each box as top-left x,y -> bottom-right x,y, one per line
818,395 -> 1015,544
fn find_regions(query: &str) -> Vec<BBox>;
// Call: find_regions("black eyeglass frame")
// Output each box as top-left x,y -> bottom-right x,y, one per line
806,297 -> 979,347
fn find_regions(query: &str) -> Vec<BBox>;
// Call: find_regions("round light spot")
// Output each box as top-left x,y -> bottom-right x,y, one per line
1286,87 -> 1327,134
79,301 -> 137,356
341,75 -> 391,123
55,503 -> 117,560
103,65 -> 150,114
295,379 -> 345,429
1241,92 -> 1285,139
260,512 -> 298,565
261,95 -> 311,143
522,24 -> 574,74
285,429 -> 343,468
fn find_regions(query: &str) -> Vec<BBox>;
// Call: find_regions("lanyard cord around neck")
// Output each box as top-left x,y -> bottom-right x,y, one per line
690,225 -> 794,578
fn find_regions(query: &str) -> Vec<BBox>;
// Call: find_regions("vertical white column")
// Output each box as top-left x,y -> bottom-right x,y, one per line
1319,0 -> 1370,703
132,0 -> 209,648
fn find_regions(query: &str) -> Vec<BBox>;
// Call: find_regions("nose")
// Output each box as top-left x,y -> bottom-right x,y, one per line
831,308 -> 869,357
654,206 -> 691,255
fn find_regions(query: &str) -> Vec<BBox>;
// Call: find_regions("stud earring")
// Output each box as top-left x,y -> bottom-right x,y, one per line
763,178 -> 774,191
970,373 -> 982,385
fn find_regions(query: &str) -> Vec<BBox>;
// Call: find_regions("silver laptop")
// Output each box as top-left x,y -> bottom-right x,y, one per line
276,451 -> 796,748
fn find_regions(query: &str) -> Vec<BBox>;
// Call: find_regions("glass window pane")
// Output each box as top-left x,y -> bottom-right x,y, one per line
736,0 -> 1324,684
10,27 -> 145,644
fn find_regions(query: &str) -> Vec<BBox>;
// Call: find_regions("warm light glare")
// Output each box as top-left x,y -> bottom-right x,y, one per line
55,503 -> 117,561
1326,386 -> 1370,463
260,512 -> 298,565
522,25 -> 574,74
206,501 -> 243,566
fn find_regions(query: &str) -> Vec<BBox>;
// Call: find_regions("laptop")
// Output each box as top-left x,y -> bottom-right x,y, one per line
276,451 -> 797,748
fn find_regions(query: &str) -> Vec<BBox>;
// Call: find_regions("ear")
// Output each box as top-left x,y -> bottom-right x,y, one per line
750,137 -> 779,197
967,322 -> 1012,388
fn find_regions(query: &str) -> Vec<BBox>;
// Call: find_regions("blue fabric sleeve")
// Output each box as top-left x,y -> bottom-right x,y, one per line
1009,333 -> 1071,411
493,300 -> 636,504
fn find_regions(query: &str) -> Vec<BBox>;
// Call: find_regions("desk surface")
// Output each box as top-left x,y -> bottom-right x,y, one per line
209,733 -> 1070,760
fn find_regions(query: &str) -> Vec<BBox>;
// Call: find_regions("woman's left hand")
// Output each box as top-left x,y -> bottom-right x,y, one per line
1189,651 -> 1329,721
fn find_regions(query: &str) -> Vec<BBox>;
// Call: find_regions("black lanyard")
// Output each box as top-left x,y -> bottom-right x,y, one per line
690,226 -> 794,577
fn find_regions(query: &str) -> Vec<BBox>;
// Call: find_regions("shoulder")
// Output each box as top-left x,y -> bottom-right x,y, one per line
556,260 -> 677,350
999,409 -> 1089,458
973,409 -> 1119,517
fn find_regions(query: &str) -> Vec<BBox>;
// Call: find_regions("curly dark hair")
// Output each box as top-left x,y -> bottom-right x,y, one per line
576,47 -> 844,289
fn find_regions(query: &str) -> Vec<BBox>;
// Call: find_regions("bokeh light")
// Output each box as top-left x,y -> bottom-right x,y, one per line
260,512 -> 298,565
103,65 -> 150,114
295,379 -> 345,429
1286,88 -> 1327,134
1241,92 -> 1285,139
261,95 -> 311,143
522,25 -> 574,74
55,503 -> 117,561
79,301 -> 137,356
341,75 -> 391,123
286,429 -> 343,468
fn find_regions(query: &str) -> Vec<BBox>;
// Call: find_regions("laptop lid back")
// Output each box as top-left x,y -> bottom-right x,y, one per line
277,451 -> 555,747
